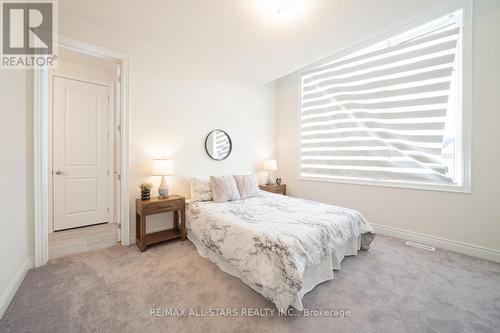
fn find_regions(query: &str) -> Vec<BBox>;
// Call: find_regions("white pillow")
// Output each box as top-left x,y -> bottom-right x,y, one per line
189,177 -> 213,201
233,174 -> 259,199
210,175 -> 241,203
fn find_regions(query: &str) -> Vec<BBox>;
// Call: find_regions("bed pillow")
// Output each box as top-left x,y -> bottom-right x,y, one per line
189,177 -> 213,201
233,174 -> 259,199
210,175 -> 241,203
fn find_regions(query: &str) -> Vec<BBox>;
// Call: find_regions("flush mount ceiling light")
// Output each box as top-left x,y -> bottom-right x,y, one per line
259,0 -> 298,14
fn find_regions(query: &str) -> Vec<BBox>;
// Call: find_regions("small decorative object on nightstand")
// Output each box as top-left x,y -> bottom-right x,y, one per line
152,158 -> 174,199
135,195 -> 186,252
259,184 -> 286,195
138,182 -> 153,200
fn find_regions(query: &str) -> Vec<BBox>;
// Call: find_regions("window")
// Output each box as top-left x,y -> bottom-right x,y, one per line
300,9 -> 470,191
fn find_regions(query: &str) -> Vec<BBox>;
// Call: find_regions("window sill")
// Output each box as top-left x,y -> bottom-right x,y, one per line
298,175 -> 471,194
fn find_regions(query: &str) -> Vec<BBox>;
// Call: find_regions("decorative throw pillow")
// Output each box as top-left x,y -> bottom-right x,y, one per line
210,175 -> 241,203
189,177 -> 213,201
233,174 -> 259,199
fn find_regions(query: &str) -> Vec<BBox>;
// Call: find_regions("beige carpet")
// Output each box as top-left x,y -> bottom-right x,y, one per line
1,235 -> 499,333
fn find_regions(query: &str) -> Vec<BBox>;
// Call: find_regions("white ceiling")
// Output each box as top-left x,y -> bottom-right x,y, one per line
59,0 -> 456,83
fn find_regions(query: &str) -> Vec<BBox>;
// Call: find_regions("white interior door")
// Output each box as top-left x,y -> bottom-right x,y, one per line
53,76 -> 110,231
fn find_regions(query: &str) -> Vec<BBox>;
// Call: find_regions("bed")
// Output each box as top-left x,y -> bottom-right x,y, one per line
186,190 -> 375,311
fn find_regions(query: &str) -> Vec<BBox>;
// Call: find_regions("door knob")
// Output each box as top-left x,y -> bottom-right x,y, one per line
55,170 -> 67,175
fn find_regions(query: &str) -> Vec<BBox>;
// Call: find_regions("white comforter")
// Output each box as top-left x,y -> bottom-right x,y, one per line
187,191 -> 374,310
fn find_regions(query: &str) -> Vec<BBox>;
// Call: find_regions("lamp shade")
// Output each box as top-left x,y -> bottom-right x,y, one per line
263,159 -> 277,171
152,159 -> 174,176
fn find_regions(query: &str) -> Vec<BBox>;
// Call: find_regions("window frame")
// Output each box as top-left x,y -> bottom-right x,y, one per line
297,0 -> 472,193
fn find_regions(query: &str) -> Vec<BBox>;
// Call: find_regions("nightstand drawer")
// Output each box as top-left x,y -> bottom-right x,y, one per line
259,184 -> 286,195
136,196 -> 185,215
143,199 -> 184,214
267,187 -> 285,194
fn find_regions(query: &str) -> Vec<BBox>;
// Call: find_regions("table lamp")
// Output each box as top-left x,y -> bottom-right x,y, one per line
263,159 -> 277,185
152,158 -> 174,199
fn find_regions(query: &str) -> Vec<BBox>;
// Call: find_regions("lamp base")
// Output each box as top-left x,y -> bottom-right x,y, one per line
266,171 -> 274,185
158,187 -> 169,199
158,176 -> 169,199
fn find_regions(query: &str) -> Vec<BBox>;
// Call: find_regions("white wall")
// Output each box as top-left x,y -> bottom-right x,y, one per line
0,69 -> 33,317
58,17 -> 276,237
275,0 -> 500,252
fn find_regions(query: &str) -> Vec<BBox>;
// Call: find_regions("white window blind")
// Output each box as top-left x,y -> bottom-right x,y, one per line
300,10 -> 466,188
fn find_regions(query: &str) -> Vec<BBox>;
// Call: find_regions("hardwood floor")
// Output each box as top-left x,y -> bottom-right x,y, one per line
48,223 -> 119,260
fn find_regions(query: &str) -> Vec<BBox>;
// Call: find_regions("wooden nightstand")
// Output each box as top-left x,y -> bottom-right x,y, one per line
259,184 -> 286,195
135,195 -> 186,252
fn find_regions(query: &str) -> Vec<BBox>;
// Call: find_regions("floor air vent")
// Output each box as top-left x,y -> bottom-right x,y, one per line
405,241 -> 436,252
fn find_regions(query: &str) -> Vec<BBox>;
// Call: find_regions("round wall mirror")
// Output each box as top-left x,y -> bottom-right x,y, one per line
205,130 -> 232,161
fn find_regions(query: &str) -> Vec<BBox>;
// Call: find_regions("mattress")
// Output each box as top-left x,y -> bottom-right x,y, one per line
186,191 -> 375,311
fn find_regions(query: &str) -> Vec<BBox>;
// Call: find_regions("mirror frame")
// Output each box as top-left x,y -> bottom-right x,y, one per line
204,129 -> 232,161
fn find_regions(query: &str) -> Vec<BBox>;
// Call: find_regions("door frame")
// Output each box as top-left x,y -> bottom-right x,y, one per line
49,72 -> 115,233
34,35 -> 130,267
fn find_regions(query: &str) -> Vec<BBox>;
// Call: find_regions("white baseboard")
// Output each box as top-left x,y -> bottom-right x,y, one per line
0,256 -> 34,319
373,223 -> 500,264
